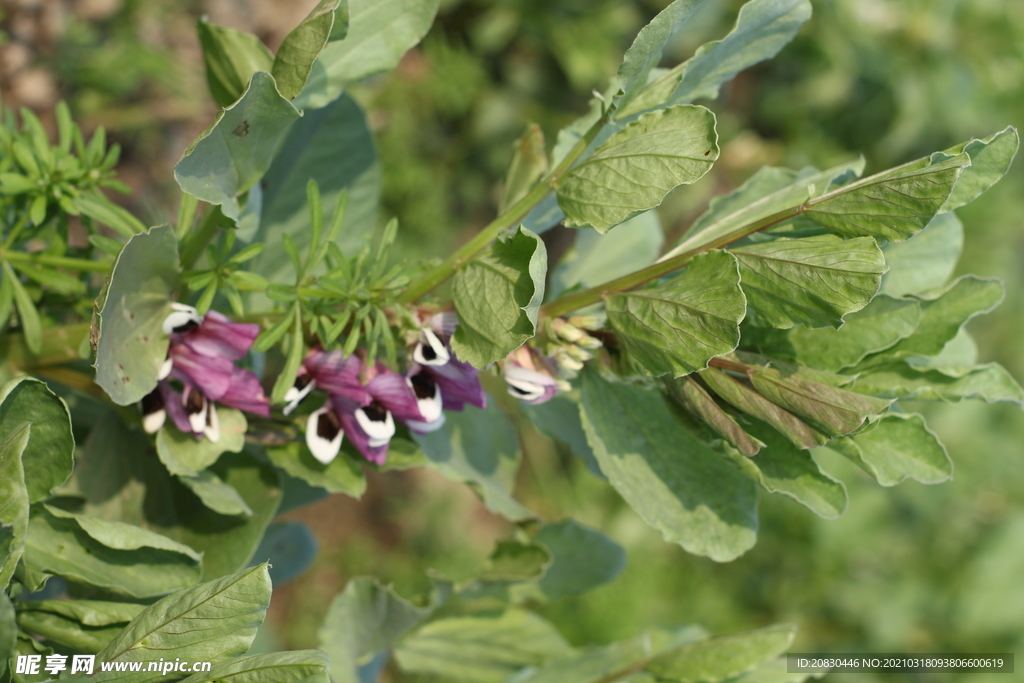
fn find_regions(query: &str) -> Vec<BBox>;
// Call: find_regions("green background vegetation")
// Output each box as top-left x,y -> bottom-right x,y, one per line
3,1 -> 1022,680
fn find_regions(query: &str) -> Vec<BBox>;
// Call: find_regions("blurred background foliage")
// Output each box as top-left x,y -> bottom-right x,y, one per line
3,0 -> 1023,679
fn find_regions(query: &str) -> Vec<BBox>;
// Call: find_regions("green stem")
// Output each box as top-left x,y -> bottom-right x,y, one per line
4,250 -> 112,272
541,205 -> 802,318
176,192 -> 199,241
179,207 -> 223,270
397,113 -> 610,304
4,211 -> 32,248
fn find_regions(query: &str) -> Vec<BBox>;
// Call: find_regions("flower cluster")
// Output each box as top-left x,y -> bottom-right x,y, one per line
141,304 -> 270,441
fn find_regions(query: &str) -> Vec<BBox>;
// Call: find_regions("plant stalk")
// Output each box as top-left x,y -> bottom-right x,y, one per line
3,250 -> 112,272
397,113 -> 609,304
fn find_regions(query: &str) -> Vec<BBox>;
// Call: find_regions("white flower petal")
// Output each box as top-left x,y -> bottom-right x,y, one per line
306,407 -> 343,464
412,328 -> 450,366
406,413 -> 447,434
157,357 -> 173,380
355,406 -> 395,447
162,304 -> 203,334
204,402 -> 221,443
142,409 -> 166,434
283,378 -> 316,416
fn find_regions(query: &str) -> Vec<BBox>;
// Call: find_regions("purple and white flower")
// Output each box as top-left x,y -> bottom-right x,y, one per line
141,305 -> 269,441
502,346 -> 558,405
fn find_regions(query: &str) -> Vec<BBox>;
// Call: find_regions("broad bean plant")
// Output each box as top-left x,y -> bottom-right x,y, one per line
1,0 -> 1020,682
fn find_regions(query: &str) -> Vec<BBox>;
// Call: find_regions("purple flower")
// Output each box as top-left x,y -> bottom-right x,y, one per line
502,346 -> 558,405
141,305 -> 269,441
301,350 -> 426,465
409,313 -> 486,414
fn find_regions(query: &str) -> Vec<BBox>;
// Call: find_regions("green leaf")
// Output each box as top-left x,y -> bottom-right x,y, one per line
555,105 -> 719,232
179,470 -> 253,517
16,599 -> 145,627
74,191 -> 148,237
860,275 -> 1004,364
669,376 -> 764,456
249,521 -> 318,584
732,235 -> 886,329
478,539 -> 552,583
0,172 -> 38,194
0,377 -> 74,503
197,17 -> 275,108
614,0 -> 705,110
451,226 -> 547,368
94,225 -> 180,405
318,577 -> 433,683
730,420 -> 847,519
3,262 -> 41,355
756,294 -> 921,371
11,261 -> 86,295
156,407 -> 247,476
266,441 -> 366,497
550,210 -> 663,299
0,422 -> 30,589
880,211 -> 963,297
644,624 -> 796,682
393,609 -> 572,683
620,0 -> 812,116
15,607 -> 130,654
271,309 -> 305,403
669,160 -> 866,257
293,0 -> 440,110
0,592 -> 15,680
535,520 -> 625,600
607,250 -> 745,377
803,154 -> 968,242
849,362 -> 1024,405
413,401 -> 532,521
247,94 -> 379,288
520,392 -> 602,476
748,367 -> 891,437
939,126 -> 1019,211
500,123 -> 548,214
180,650 -> 330,683
827,413 -> 952,486
95,565 -> 271,683
22,506 -> 203,599
580,370 -> 758,561
272,1 -> 341,101
175,72 -> 301,222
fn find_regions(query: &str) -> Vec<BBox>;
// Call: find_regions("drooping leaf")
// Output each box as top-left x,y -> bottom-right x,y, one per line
393,609 -> 572,683
607,250 -> 745,377
95,565 -> 272,683
938,125 -> 1019,211
500,123 -> 548,214
16,600 -> 145,627
266,441 -> 367,497
180,650 -> 330,683
451,226 -> 547,368
803,154 -> 968,242
698,367 -> 827,450
621,0 -> 812,116
850,362 -> 1024,405
550,210 -> 663,299
247,94 -> 379,287
413,401 -> 532,521
827,413 -> 952,486
668,376 -> 764,456
175,72 -> 301,222
748,367 -> 891,437
248,521 -> 318,585
555,105 -> 719,232
15,608 -> 130,654
197,18 -> 274,108
22,506 -> 203,599
756,295 -> 921,371
728,420 -> 847,519
74,191 -> 148,237
178,470 -> 253,517
272,1 -> 342,101
859,276 -> 1004,365
535,520 -> 626,600
94,225 -> 180,405
0,422 -> 30,589
294,0 -> 440,110
614,0 -> 705,110
156,407 -> 247,476
732,235 -> 886,329
319,577 -> 433,683
644,624 -> 796,682
0,377 -> 73,503
580,370 -> 758,561
880,211 -> 963,297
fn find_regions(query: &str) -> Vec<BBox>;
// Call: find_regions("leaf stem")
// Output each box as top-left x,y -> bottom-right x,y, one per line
179,206 -> 223,270
3,250 -> 112,272
397,113 -> 609,304
540,205 -> 801,318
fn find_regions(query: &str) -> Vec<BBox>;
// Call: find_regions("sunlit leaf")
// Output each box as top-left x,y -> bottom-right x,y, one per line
827,413 -> 951,486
